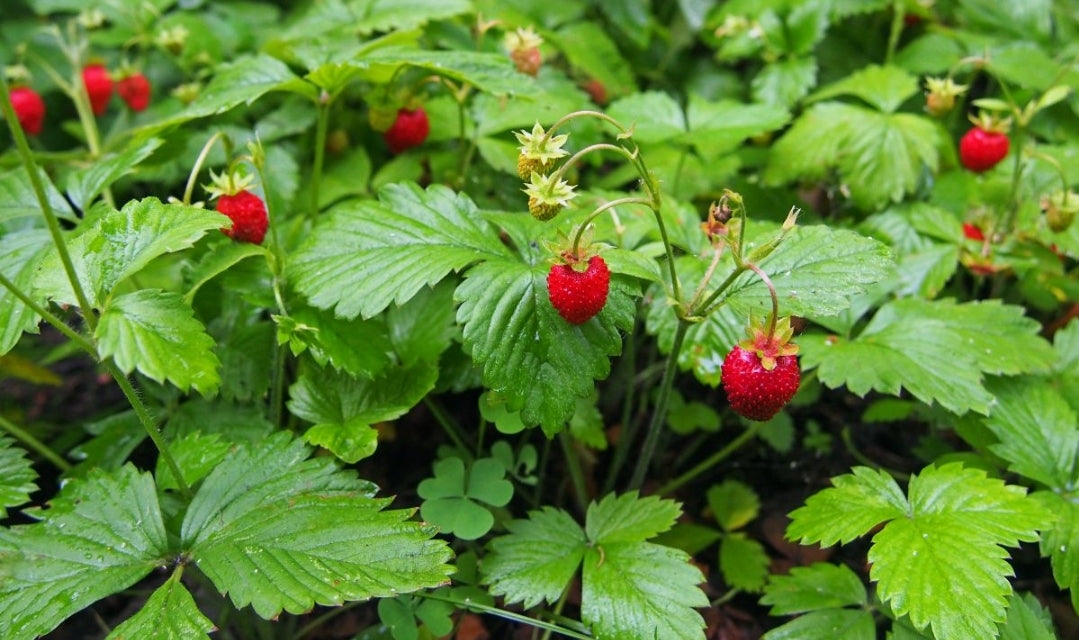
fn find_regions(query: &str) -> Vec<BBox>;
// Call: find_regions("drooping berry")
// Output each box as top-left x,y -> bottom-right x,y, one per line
547,255 -> 610,325
383,107 -> 429,154
216,190 -> 268,244
117,72 -> 151,112
959,125 -> 1009,173
510,47 -> 542,76
721,346 -> 801,421
10,86 -> 45,135
82,64 -> 113,116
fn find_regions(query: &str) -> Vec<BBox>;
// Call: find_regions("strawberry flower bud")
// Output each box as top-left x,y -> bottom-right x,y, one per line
924,77 -> 967,117
524,172 -> 576,221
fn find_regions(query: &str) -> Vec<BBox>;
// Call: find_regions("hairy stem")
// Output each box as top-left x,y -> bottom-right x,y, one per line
0,414 -> 73,472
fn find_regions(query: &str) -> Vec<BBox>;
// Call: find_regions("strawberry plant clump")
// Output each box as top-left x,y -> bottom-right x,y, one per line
2,3 -> 1079,640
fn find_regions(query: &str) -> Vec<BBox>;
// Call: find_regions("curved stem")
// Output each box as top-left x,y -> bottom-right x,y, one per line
544,109 -> 630,143
627,319 -> 689,490
0,75 -> 99,333
416,591 -> 593,640
423,398 -> 474,461
885,0 -> 905,65
999,126 -> 1027,236
656,422 -> 762,496
183,132 -> 225,205
570,196 -> 651,255
551,142 -> 636,185
0,414 -> 73,472
696,264 -> 748,317
744,262 -> 779,338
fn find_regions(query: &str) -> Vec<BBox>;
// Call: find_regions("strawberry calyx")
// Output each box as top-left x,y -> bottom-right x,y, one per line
738,317 -> 799,371
203,168 -> 256,200
968,111 -> 1011,136
515,122 -> 569,179
524,171 -> 576,221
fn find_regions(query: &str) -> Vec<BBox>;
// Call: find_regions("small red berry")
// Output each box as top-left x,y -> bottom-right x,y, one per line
959,126 -> 1009,173
547,255 -> 611,325
721,346 -> 800,421
216,190 -> 268,244
82,64 -> 113,116
117,72 -> 151,112
383,107 -> 429,154
10,86 -> 45,136
511,47 -> 542,76
961,223 -> 985,242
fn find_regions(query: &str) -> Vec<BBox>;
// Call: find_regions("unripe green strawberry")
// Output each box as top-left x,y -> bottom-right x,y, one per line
517,154 -> 550,180
10,86 -> 45,135
721,346 -> 800,421
1044,191 -> 1078,233
547,255 -> 610,324
528,196 -> 562,221
383,107 -> 429,154
82,64 -> 113,116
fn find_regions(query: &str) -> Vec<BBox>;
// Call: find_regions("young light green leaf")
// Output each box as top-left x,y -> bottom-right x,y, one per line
707,479 -> 760,532
456,259 -> 635,433
787,466 -> 908,547
763,609 -> 875,640
984,378 -> 1078,490
585,491 -> 683,543
65,138 -> 163,210
290,182 -> 511,319
0,437 -> 36,519
581,541 -> 707,640
0,165 -> 76,225
751,56 -> 818,108
0,229 -> 49,355
606,91 -> 686,143
808,64 -> 919,113
997,591 -> 1057,640
288,362 -> 438,463
0,465 -> 169,639
760,562 -> 868,615
483,507 -> 587,607
719,533 -> 769,592
154,432 -> 232,493
96,289 -> 221,395
105,570 -> 215,640
183,433 -> 453,619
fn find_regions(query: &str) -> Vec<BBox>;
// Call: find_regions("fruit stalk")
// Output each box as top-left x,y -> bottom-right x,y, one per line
627,319 -> 689,490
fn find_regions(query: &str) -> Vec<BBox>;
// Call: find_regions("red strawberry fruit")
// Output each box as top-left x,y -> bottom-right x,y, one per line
216,190 -> 268,244
962,222 -> 985,242
10,86 -> 45,135
82,64 -> 113,115
722,319 -> 801,421
383,107 -> 429,154
117,72 -> 151,112
959,115 -> 1010,173
511,47 -> 542,76
547,255 -> 610,325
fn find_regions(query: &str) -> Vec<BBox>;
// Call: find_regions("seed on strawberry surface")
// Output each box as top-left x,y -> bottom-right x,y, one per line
547,255 -> 610,325
721,346 -> 800,421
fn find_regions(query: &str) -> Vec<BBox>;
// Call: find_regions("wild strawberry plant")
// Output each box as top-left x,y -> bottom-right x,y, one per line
0,1 -> 1077,640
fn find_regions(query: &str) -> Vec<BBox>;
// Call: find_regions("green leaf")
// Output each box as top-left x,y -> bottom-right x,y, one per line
752,57 -> 818,109
154,432 -> 232,493
183,242 -> 269,304
155,54 -> 298,127
68,410 -> 146,478
998,591 -> 1057,640
0,229 -> 49,355
386,279 -> 457,366
707,479 -> 759,532
0,465 -> 169,638
586,491 -> 682,543
808,64 -> 919,113
787,466 -> 908,547
0,165 -> 76,226
96,290 -> 220,395
1032,491 -> 1079,610
551,22 -> 636,97
288,362 -> 437,463
984,378 -> 1078,490
763,609 -> 876,640
606,91 -> 686,144
418,457 -> 514,540
359,49 -> 539,97
353,0 -> 472,33
287,305 -> 394,378
291,182 -> 510,319
37,198 -> 229,307
800,298 -> 1055,415
456,258 -> 635,433
65,138 -> 163,210
483,507 -> 587,607
760,562 -> 868,615
183,433 -> 453,619
683,96 -> 790,155
719,533 -> 769,592
0,437 -> 36,519
106,571 -> 215,640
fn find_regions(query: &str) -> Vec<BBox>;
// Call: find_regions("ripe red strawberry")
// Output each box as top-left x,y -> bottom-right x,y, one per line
383,107 -> 429,154
722,346 -> 800,421
961,222 -> 985,242
216,190 -> 268,244
547,255 -> 610,325
117,72 -> 151,112
10,86 -> 45,136
82,64 -> 113,115
959,126 -> 1009,173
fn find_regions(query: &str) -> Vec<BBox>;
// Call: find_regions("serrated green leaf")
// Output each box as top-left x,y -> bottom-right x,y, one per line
1032,491 -> 1079,610
359,49 -> 539,97
183,433 -> 452,619
0,465 -> 168,639
581,541 -> 707,640
354,0 -> 472,33
551,22 -> 635,97
585,491 -> 682,544
154,432 -> 232,493
719,533 -> 769,592
68,410 -> 146,478
153,54 -> 298,127
984,378 -> 1077,490
606,91 -> 686,144
0,437 -> 36,519
761,562 -> 868,615
483,507 -> 587,607
0,165 -> 76,225
65,138 -> 163,210
165,399 -> 274,444
386,279 -> 457,366
751,56 -> 818,108
707,480 -> 760,532
0,229 -> 49,355
106,571 -> 215,640
763,609 -> 875,640
456,258 -> 634,433
998,591 -> 1057,640
289,305 -> 394,378
96,289 -> 220,395
683,96 -> 790,155
787,466 -> 908,547
291,182 -> 510,319
809,64 -> 919,113
288,362 -> 437,463
183,242 -> 269,304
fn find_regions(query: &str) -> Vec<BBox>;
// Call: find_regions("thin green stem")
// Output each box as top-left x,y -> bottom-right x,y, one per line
0,75 -> 98,333
602,308 -> 641,494
885,0 -> 905,65
182,132 -> 225,205
544,109 -> 630,142
697,265 -> 748,317
627,320 -> 689,490
423,398 -> 473,461
0,414 -> 73,471
745,263 -> 779,338
656,422 -> 762,496
538,587 -> 571,640
1000,126 -> 1027,236
107,362 -> 193,499
550,142 -> 636,185
841,427 -> 909,481
292,602 -> 361,640
570,196 -> 651,255
415,592 -> 593,640
0,272 -> 96,354
559,431 -> 589,515
309,97 -> 330,220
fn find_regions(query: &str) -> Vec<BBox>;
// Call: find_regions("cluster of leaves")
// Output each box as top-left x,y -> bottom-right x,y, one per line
0,0 -> 1078,639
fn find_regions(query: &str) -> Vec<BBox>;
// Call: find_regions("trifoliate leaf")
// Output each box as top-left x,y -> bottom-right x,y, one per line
800,298 -> 1055,415
288,362 -> 438,463
66,138 -> 163,211
0,230 -> 49,355
290,182 -> 511,319
585,491 -> 682,543
760,562 -> 868,615
418,457 -> 513,540
154,432 -> 232,493
997,591 -> 1057,640
984,377 -> 1077,490
0,466 -> 169,639
0,437 -> 36,519
96,289 -> 220,395
719,533 -> 769,592
484,507 -> 587,607
808,65 -> 919,113
763,609 -> 875,640
183,433 -> 453,619
456,258 -> 635,434
105,570 -> 215,640
707,479 -> 760,532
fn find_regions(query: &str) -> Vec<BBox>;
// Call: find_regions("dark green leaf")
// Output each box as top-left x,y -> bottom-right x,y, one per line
154,432 -> 232,493
763,609 -> 875,640
0,437 -> 36,519
984,378 -> 1077,490
483,507 -> 587,607
761,562 -> 868,615
719,533 -> 769,591
684,96 -> 790,155
998,591 -> 1057,640
0,165 -> 76,226
359,49 -> 540,97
